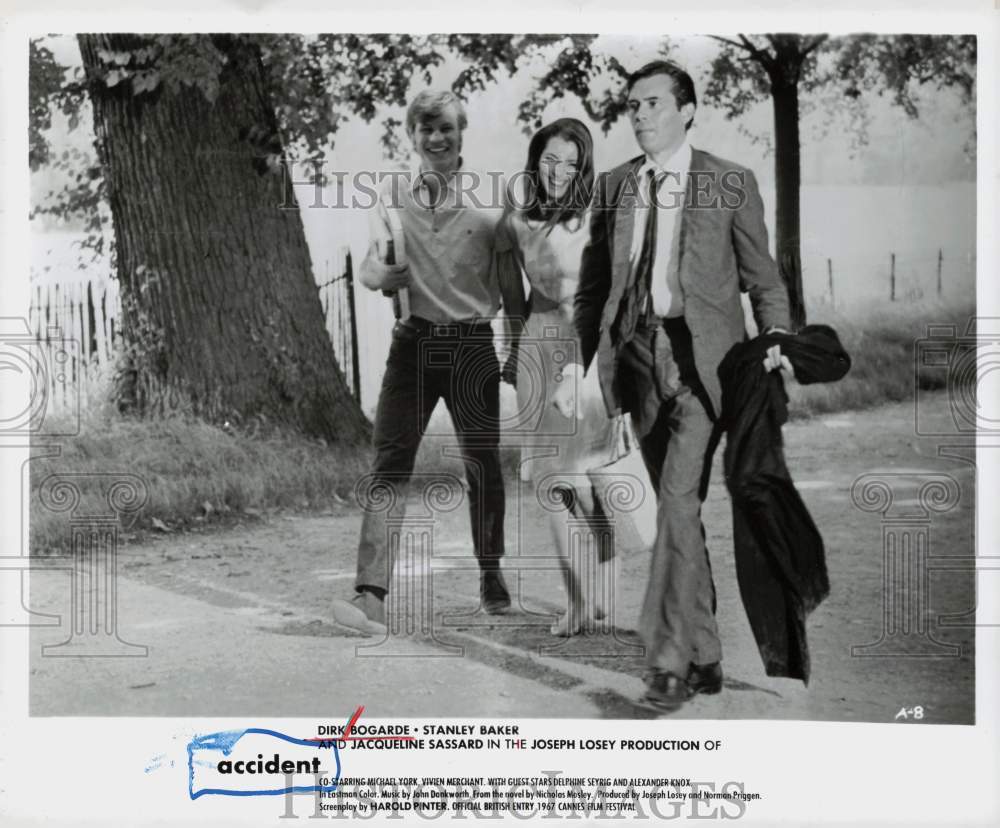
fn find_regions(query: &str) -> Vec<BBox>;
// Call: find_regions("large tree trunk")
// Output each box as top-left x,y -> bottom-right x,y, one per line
768,37 -> 808,329
78,34 -> 371,444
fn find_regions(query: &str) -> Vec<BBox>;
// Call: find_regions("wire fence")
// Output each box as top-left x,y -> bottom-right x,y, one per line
804,247 -> 976,310
27,246 -> 361,412
27,279 -> 119,412
27,243 -> 974,413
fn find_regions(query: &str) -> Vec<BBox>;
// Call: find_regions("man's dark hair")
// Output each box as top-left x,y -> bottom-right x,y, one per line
626,60 -> 697,131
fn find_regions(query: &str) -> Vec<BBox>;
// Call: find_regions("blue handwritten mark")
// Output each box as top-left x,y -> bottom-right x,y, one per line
144,753 -> 166,773
187,727 -> 341,800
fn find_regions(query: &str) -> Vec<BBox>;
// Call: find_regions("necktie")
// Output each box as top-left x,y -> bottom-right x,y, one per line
634,169 -> 661,318
632,170 -> 682,399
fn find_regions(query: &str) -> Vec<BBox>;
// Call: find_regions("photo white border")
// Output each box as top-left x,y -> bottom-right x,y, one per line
1,1 -> 998,824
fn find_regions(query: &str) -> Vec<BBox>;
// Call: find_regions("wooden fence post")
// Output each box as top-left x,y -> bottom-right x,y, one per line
890,252 -> 896,302
86,280 -> 98,361
100,288 -> 110,364
937,249 -> 943,297
827,258 -> 834,307
344,250 -> 361,405
30,260 -> 369,411
52,283 -> 59,342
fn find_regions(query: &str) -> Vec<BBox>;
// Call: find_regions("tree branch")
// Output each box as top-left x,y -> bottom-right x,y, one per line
709,34 -> 777,72
710,35 -> 754,53
738,34 -> 776,70
802,34 -> 829,57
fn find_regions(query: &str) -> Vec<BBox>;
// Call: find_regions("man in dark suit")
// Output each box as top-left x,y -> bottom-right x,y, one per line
555,60 -> 791,711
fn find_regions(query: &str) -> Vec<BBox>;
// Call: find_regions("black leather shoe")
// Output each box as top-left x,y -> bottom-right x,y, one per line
641,671 -> 691,712
687,662 -> 724,695
481,570 -> 511,615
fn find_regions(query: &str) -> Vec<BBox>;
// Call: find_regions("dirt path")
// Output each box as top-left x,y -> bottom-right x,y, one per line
30,392 -> 975,722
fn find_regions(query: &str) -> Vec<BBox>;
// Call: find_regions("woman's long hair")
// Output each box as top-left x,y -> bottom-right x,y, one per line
517,118 -> 594,233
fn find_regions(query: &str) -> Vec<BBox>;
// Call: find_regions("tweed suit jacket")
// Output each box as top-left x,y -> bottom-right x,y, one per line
574,149 -> 791,420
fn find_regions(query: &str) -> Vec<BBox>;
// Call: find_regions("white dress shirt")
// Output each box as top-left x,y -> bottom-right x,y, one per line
630,140 -> 692,318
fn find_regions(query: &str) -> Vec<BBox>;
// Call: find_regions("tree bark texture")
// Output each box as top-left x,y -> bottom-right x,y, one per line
767,36 -> 808,329
78,34 -> 371,443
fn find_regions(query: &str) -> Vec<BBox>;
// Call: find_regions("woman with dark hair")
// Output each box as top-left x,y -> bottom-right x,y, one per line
496,118 -> 615,637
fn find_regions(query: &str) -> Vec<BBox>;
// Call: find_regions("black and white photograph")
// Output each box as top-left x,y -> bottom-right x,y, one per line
1,1 -> 998,824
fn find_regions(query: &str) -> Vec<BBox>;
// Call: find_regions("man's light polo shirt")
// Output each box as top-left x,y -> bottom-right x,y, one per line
360,167 -> 501,324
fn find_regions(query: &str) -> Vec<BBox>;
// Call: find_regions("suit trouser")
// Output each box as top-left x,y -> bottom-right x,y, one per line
355,319 -> 505,592
620,318 -> 722,674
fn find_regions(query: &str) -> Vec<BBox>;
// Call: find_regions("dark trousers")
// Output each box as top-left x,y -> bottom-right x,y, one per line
355,319 -> 505,592
619,317 -> 722,673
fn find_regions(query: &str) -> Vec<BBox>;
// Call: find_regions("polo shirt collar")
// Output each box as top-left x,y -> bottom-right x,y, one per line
412,158 -> 466,197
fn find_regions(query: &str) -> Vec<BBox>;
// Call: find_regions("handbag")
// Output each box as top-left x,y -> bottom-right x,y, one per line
586,412 -> 659,555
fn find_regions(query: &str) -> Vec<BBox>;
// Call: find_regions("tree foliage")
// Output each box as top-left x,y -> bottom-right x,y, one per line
701,33 -> 976,120
31,31 -> 978,328
30,31 -> 978,217
29,39 -> 105,256
30,34 -> 595,235
515,35 -> 629,133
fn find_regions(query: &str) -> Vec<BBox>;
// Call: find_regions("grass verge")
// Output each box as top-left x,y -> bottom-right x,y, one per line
29,298 -> 974,554
786,298 -> 975,418
29,412 -> 370,555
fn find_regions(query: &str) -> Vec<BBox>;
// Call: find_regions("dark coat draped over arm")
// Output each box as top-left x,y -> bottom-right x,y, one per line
718,324 -> 851,683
